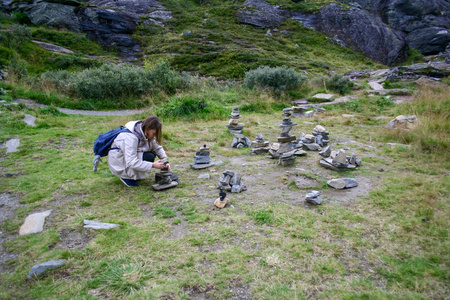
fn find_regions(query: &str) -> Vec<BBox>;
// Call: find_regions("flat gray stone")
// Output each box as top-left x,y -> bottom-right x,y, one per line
312,93 -> 334,100
4,139 -> 20,153
190,161 -> 225,169
27,259 -> 67,280
151,181 -> 178,191
327,179 -> 346,189
19,210 -> 52,235
83,220 -> 119,229
24,114 -> 36,127
197,174 -> 210,179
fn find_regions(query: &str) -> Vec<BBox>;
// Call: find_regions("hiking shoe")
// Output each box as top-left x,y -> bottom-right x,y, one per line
120,178 -> 139,187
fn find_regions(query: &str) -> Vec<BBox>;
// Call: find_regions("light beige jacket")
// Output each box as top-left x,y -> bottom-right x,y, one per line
108,120 -> 167,180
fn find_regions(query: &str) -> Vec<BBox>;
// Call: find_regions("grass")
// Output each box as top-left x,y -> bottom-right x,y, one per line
0,80 -> 448,299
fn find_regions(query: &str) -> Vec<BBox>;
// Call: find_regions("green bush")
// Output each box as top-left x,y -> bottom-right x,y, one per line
155,95 -> 228,121
310,74 -> 353,95
243,65 -> 306,92
40,62 -> 191,101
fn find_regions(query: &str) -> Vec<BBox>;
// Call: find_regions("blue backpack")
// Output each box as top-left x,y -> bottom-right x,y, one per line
93,126 -> 131,171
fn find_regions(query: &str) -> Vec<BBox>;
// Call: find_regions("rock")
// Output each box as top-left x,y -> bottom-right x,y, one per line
312,3 -> 408,65
197,174 -> 210,179
214,197 -> 227,208
311,93 -> 334,101
27,259 -> 67,280
181,30 -> 192,37
4,139 -> 20,153
19,210 -> 52,235
24,114 -> 36,127
303,143 -> 321,151
32,40 -> 75,54
237,0 -> 289,28
305,190 -> 322,205
83,220 -> 119,229
368,81 -> 384,90
327,178 -> 359,189
385,115 -> 422,130
191,161 -> 225,170
305,111 -> 315,118
319,145 -> 331,158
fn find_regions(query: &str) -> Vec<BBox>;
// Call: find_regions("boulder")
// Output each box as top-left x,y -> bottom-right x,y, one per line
237,0 -> 290,28
385,115 -> 422,130
312,3 -> 408,66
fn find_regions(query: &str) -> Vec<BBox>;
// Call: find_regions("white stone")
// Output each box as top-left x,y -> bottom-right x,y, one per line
83,220 -> 119,230
19,210 -> 52,235
5,139 -> 20,153
368,81 -> 384,90
24,114 -> 36,127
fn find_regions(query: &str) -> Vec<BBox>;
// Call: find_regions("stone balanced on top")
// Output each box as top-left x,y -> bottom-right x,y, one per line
227,106 -> 251,148
190,144 -> 225,169
269,108 -> 305,166
251,133 -> 270,154
298,125 -> 330,151
152,158 -> 179,190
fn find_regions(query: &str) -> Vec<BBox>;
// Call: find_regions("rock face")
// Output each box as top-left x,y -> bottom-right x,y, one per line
237,0 -> 289,28
312,3 -> 408,66
6,0 -> 170,60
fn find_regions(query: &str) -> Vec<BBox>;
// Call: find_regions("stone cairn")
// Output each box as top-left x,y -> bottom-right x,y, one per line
218,170 -> 246,193
298,125 -> 330,151
152,158 -> 179,190
251,133 -> 270,154
319,148 -> 361,171
227,106 -> 251,148
269,108 -> 305,166
190,144 -> 225,169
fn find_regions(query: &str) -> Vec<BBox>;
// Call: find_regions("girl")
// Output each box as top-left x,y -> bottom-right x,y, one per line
108,116 -> 171,187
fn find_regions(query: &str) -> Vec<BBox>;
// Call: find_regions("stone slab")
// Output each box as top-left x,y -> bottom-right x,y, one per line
312,93 -> 334,100
83,220 -> 119,229
152,181 -> 178,191
5,139 -> 20,153
27,259 -> 67,280
19,210 -> 52,235
190,160 -> 225,169
24,114 -> 36,127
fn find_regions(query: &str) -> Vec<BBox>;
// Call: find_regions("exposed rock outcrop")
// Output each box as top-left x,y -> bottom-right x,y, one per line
312,3 -> 408,66
5,0 -> 171,60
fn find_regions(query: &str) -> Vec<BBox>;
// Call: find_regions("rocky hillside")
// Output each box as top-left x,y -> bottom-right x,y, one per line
1,0 -> 449,72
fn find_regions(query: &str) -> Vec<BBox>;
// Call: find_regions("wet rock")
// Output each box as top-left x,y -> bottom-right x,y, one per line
27,259 -> 67,280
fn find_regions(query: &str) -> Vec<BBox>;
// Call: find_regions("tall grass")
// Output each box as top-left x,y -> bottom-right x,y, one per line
385,83 -> 450,156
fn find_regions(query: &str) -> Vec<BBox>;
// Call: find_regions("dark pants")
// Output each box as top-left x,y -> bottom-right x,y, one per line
143,152 -> 155,162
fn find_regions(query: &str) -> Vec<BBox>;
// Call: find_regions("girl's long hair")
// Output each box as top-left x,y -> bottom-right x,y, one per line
142,116 -> 162,144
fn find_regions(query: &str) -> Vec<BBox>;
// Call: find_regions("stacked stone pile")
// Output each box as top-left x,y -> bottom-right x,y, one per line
269,108 -> 305,166
319,148 -> 361,171
251,133 -> 270,154
190,144 -> 225,169
312,125 -> 330,147
152,158 -> 179,190
299,125 -> 330,151
292,106 -> 308,117
227,106 -> 245,134
218,170 -> 246,193
227,106 -> 251,148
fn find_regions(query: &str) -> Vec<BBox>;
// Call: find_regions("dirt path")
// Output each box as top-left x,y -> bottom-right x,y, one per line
11,98 -> 147,116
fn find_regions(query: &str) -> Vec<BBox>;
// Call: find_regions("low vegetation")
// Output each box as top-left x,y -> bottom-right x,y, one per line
0,5 -> 448,300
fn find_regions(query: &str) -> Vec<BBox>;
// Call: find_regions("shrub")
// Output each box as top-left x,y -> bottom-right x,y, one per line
40,62 -> 191,101
243,65 -> 306,92
310,74 -> 353,95
155,95 -> 228,121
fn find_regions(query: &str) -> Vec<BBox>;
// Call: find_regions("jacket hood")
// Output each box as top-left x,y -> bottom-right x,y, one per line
125,120 -> 146,141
